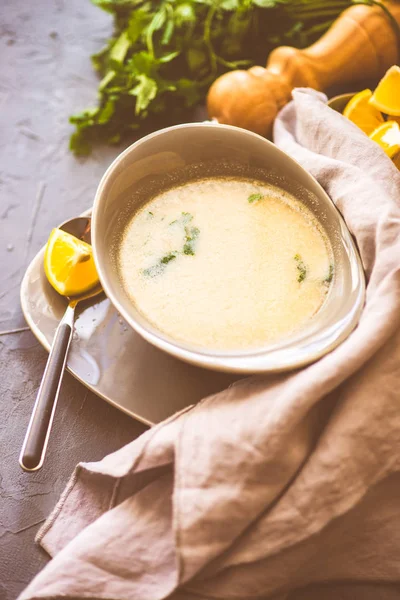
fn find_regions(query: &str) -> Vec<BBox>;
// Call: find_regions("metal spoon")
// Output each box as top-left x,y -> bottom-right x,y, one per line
19,216 -> 103,472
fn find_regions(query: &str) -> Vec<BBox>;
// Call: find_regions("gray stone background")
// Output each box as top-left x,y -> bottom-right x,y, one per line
1,1 -> 400,599
0,2 -> 147,597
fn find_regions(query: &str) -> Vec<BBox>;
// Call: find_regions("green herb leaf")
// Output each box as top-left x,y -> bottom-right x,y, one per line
248,193 -> 263,203
143,251 -> 178,277
161,251 -> 178,264
146,8 -> 167,55
91,0 -> 138,14
127,8 -> 151,44
183,225 -> 200,255
91,44 -> 110,72
220,0 -> 239,11
99,70 -> 116,91
110,31 -> 131,66
98,98 -> 115,124
158,50 -> 180,63
69,107 -> 99,125
252,0 -> 278,7
294,254 -> 307,283
182,212 -> 193,223
175,3 -> 196,26
324,263 -> 334,284
142,264 -> 163,278
69,0 -> 351,154
161,19 -> 175,45
142,212 -> 200,277
128,51 -> 155,76
129,74 -> 158,114
149,8 -> 167,33
69,131 -> 92,156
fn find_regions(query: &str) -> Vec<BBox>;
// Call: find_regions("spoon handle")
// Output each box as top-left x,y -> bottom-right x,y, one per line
19,303 -> 76,471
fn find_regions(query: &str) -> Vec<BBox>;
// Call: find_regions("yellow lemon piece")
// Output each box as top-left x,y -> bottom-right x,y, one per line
369,120 -> 400,159
343,89 -> 384,135
369,65 -> 400,116
389,115 -> 400,127
44,228 -> 99,297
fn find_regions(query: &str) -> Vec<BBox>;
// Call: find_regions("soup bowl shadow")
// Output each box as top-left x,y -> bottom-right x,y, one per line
92,122 -> 365,374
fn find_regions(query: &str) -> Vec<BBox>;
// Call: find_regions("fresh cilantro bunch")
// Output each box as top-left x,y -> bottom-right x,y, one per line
69,0 -> 352,155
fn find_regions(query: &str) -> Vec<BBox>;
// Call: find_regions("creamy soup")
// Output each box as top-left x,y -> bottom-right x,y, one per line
118,177 -> 333,351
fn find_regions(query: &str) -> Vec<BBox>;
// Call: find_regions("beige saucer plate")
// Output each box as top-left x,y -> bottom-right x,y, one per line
20,211 -> 238,426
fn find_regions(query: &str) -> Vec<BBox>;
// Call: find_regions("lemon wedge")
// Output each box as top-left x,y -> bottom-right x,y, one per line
44,228 -> 99,297
369,120 -> 400,159
369,66 -> 400,116
343,89 -> 384,135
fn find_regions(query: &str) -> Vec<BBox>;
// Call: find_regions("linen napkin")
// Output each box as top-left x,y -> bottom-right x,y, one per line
20,89 -> 400,600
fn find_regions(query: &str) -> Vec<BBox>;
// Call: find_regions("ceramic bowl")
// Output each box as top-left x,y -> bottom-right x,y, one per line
328,92 -> 356,113
92,122 -> 365,373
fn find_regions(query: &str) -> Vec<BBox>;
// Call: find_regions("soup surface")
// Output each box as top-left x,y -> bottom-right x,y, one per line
118,177 -> 333,351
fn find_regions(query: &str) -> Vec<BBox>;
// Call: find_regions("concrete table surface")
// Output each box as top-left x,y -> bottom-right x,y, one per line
0,2 -> 147,597
1,2 -> 400,599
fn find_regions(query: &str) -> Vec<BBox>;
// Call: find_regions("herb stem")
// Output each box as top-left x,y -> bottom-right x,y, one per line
69,0 -> 354,155
216,56 -> 252,69
146,25 -> 155,58
294,254 -> 307,283
204,6 -> 218,77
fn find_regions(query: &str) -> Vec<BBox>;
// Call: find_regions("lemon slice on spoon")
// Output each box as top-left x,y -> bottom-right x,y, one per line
44,228 -> 99,297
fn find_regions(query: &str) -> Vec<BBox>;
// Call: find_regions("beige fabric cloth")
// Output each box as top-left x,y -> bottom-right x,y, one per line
20,89 -> 400,600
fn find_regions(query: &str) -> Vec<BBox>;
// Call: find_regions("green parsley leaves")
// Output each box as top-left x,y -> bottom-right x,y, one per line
143,212 -> 200,277
248,193 -> 263,203
324,263 -> 334,284
294,254 -> 307,283
183,225 -> 200,255
69,0 -> 352,154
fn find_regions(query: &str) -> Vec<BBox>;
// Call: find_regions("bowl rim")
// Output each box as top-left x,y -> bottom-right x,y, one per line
327,92 -> 357,111
92,121 -> 366,373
